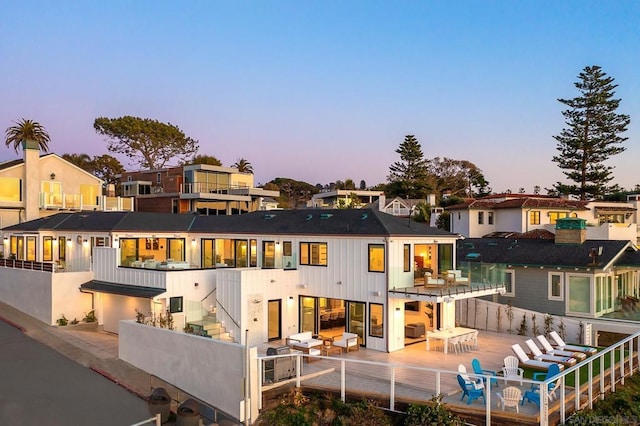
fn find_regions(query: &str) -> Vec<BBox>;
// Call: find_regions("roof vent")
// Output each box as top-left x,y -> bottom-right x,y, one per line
465,253 -> 481,260
264,214 -> 276,220
320,213 -> 333,220
306,214 -> 313,221
361,213 -> 368,220
488,242 -> 498,246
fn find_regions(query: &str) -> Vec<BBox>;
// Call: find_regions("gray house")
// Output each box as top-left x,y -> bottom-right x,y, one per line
456,218 -> 640,320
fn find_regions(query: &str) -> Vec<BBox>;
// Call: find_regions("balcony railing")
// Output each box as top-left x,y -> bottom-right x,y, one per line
39,193 -> 134,212
0,259 -> 54,272
181,182 -> 249,194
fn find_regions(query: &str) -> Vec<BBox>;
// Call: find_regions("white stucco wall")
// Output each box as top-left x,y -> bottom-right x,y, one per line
119,320 -> 258,422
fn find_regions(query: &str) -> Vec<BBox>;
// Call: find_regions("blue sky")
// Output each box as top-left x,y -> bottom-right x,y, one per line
2,1 -> 639,193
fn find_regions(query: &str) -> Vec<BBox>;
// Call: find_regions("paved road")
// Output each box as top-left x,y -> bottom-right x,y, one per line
0,320 -> 151,426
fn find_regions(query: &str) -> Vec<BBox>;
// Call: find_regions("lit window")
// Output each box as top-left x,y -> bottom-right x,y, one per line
368,244 -> 385,273
529,211 -> 540,225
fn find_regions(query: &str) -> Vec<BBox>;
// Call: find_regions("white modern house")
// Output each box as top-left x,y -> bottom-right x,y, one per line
448,193 -> 639,243
0,208 -> 506,352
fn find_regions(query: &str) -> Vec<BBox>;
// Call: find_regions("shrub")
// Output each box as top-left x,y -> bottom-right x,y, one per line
405,395 -> 462,426
84,310 -> 97,323
56,314 -> 68,326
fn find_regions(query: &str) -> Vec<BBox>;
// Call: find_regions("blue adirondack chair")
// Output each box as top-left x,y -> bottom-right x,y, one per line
521,363 -> 561,406
457,374 -> 485,405
471,358 -> 499,388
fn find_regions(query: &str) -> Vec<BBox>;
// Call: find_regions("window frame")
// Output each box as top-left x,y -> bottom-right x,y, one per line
369,303 -> 384,338
368,244 -> 385,273
503,269 -> 515,297
403,244 -> 410,272
478,211 -> 484,225
169,296 -> 183,313
548,272 -> 564,301
488,211 -> 494,225
529,211 -> 541,225
299,242 -> 328,266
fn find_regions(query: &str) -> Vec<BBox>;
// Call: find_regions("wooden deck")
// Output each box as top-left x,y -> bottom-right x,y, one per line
259,330 -> 577,424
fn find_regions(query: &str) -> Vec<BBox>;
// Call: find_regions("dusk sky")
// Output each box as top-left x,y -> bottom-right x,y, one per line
2,1 -> 639,193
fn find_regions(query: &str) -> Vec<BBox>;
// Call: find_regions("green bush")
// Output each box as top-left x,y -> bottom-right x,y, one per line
56,314 -> 68,326
404,395 -> 461,426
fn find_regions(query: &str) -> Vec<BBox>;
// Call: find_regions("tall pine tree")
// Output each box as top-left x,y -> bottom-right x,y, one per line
387,134 -> 433,199
552,65 -> 630,200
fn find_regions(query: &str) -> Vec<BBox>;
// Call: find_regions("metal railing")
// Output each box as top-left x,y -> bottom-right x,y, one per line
0,259 -> 54,272
257,332 -> 640,425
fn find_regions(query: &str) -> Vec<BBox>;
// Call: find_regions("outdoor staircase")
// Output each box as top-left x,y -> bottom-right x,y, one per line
188,309 -> 236,343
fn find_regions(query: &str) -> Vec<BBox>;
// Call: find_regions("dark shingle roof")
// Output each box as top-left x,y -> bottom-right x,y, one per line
447,197 -> 588,211
457,238 -> 631,268
3,209 -> 456,238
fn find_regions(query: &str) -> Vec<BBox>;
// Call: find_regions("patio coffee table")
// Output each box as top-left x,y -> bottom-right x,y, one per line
321,344 -> 342,357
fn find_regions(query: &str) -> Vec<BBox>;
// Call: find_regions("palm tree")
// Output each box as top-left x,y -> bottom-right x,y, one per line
232,158 -> 253,174
5,118 -> 51,153
62,153 -> 92,169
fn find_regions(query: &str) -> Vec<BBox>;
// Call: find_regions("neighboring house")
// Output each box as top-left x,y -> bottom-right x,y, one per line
0,208 -> 504,352
448,193 -> 638,243
308,189 -> 384,209
456,218 -> 640,320
119,163 -> 279,215
0,147 -> 132,257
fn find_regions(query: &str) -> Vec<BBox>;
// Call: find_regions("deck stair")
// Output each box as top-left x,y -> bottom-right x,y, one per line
188,309 -> 235,343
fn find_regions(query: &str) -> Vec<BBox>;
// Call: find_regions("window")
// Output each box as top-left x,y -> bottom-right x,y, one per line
156,172 -> 161,184
529,211 -> 540,225
201,238 -> 214,268
299,242 -> 327,266
478,211 -> 484,225
548,272 -> 563,300
26,236 -> 36,261
282,241 -> 295,269
369,303 -> 384,338
235,240 -> 248,267
172,199 -> 178,214
403,244 -> 410,272
169,297 -> 183,313
263,241 -> 275,268
549,212 -> 569,225
502,269 -> 515,296
368,244 -> 385,272
167,238 -> 184,261
488,212 -> 494,225
249,239 -> 257,267
43,237 -> 53,261
0,177 -> 21,202
568,275 -> 591,314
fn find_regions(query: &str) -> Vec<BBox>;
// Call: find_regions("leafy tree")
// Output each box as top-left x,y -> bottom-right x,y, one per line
232,158 -> 253,174
94,116 -> 199,169
5,118 -> 50,153
359,180 -> 366,190
62,153 -> 92,169
90,154 -> 125,185
412,202 -> 431,223
427,157 -> 490,198
185,154 -> 222,166
268,177 -> 318,209
552,65 -> 630,200
387,135 -> 433,199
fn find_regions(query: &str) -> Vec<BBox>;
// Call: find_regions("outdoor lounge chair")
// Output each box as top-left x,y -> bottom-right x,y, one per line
471,358 -> 499,388
525,339 -> 577,367
458,364 -> 484,389
457,374 -> 485,405
511,343 -> 565,371
537,335 -> 587,360
501,355 -> 524,385
521,363 -> 561,407
549,331 -> 598,355
497,386 -> 522,412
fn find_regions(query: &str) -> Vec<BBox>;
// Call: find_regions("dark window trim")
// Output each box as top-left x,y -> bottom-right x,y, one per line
299,241 -> 328,267
368,243 -> 385,273
368,303 -> 384,338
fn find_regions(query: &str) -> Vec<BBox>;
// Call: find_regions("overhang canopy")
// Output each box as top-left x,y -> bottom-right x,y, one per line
81,280 -> 165,298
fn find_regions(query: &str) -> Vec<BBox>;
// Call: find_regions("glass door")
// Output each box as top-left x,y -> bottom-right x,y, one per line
268,300 -> 281,341
347,301 -> 365,347
299,296 -> 316,333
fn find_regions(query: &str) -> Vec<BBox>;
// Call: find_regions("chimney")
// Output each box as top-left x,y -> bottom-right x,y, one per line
554,217 -> 586,245
106,184 -> 116,197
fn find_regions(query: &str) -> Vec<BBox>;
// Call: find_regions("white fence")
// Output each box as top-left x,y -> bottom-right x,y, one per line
456,298 -> 587,344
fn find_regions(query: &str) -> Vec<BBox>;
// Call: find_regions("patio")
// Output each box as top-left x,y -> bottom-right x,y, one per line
259,330 -> 557,423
